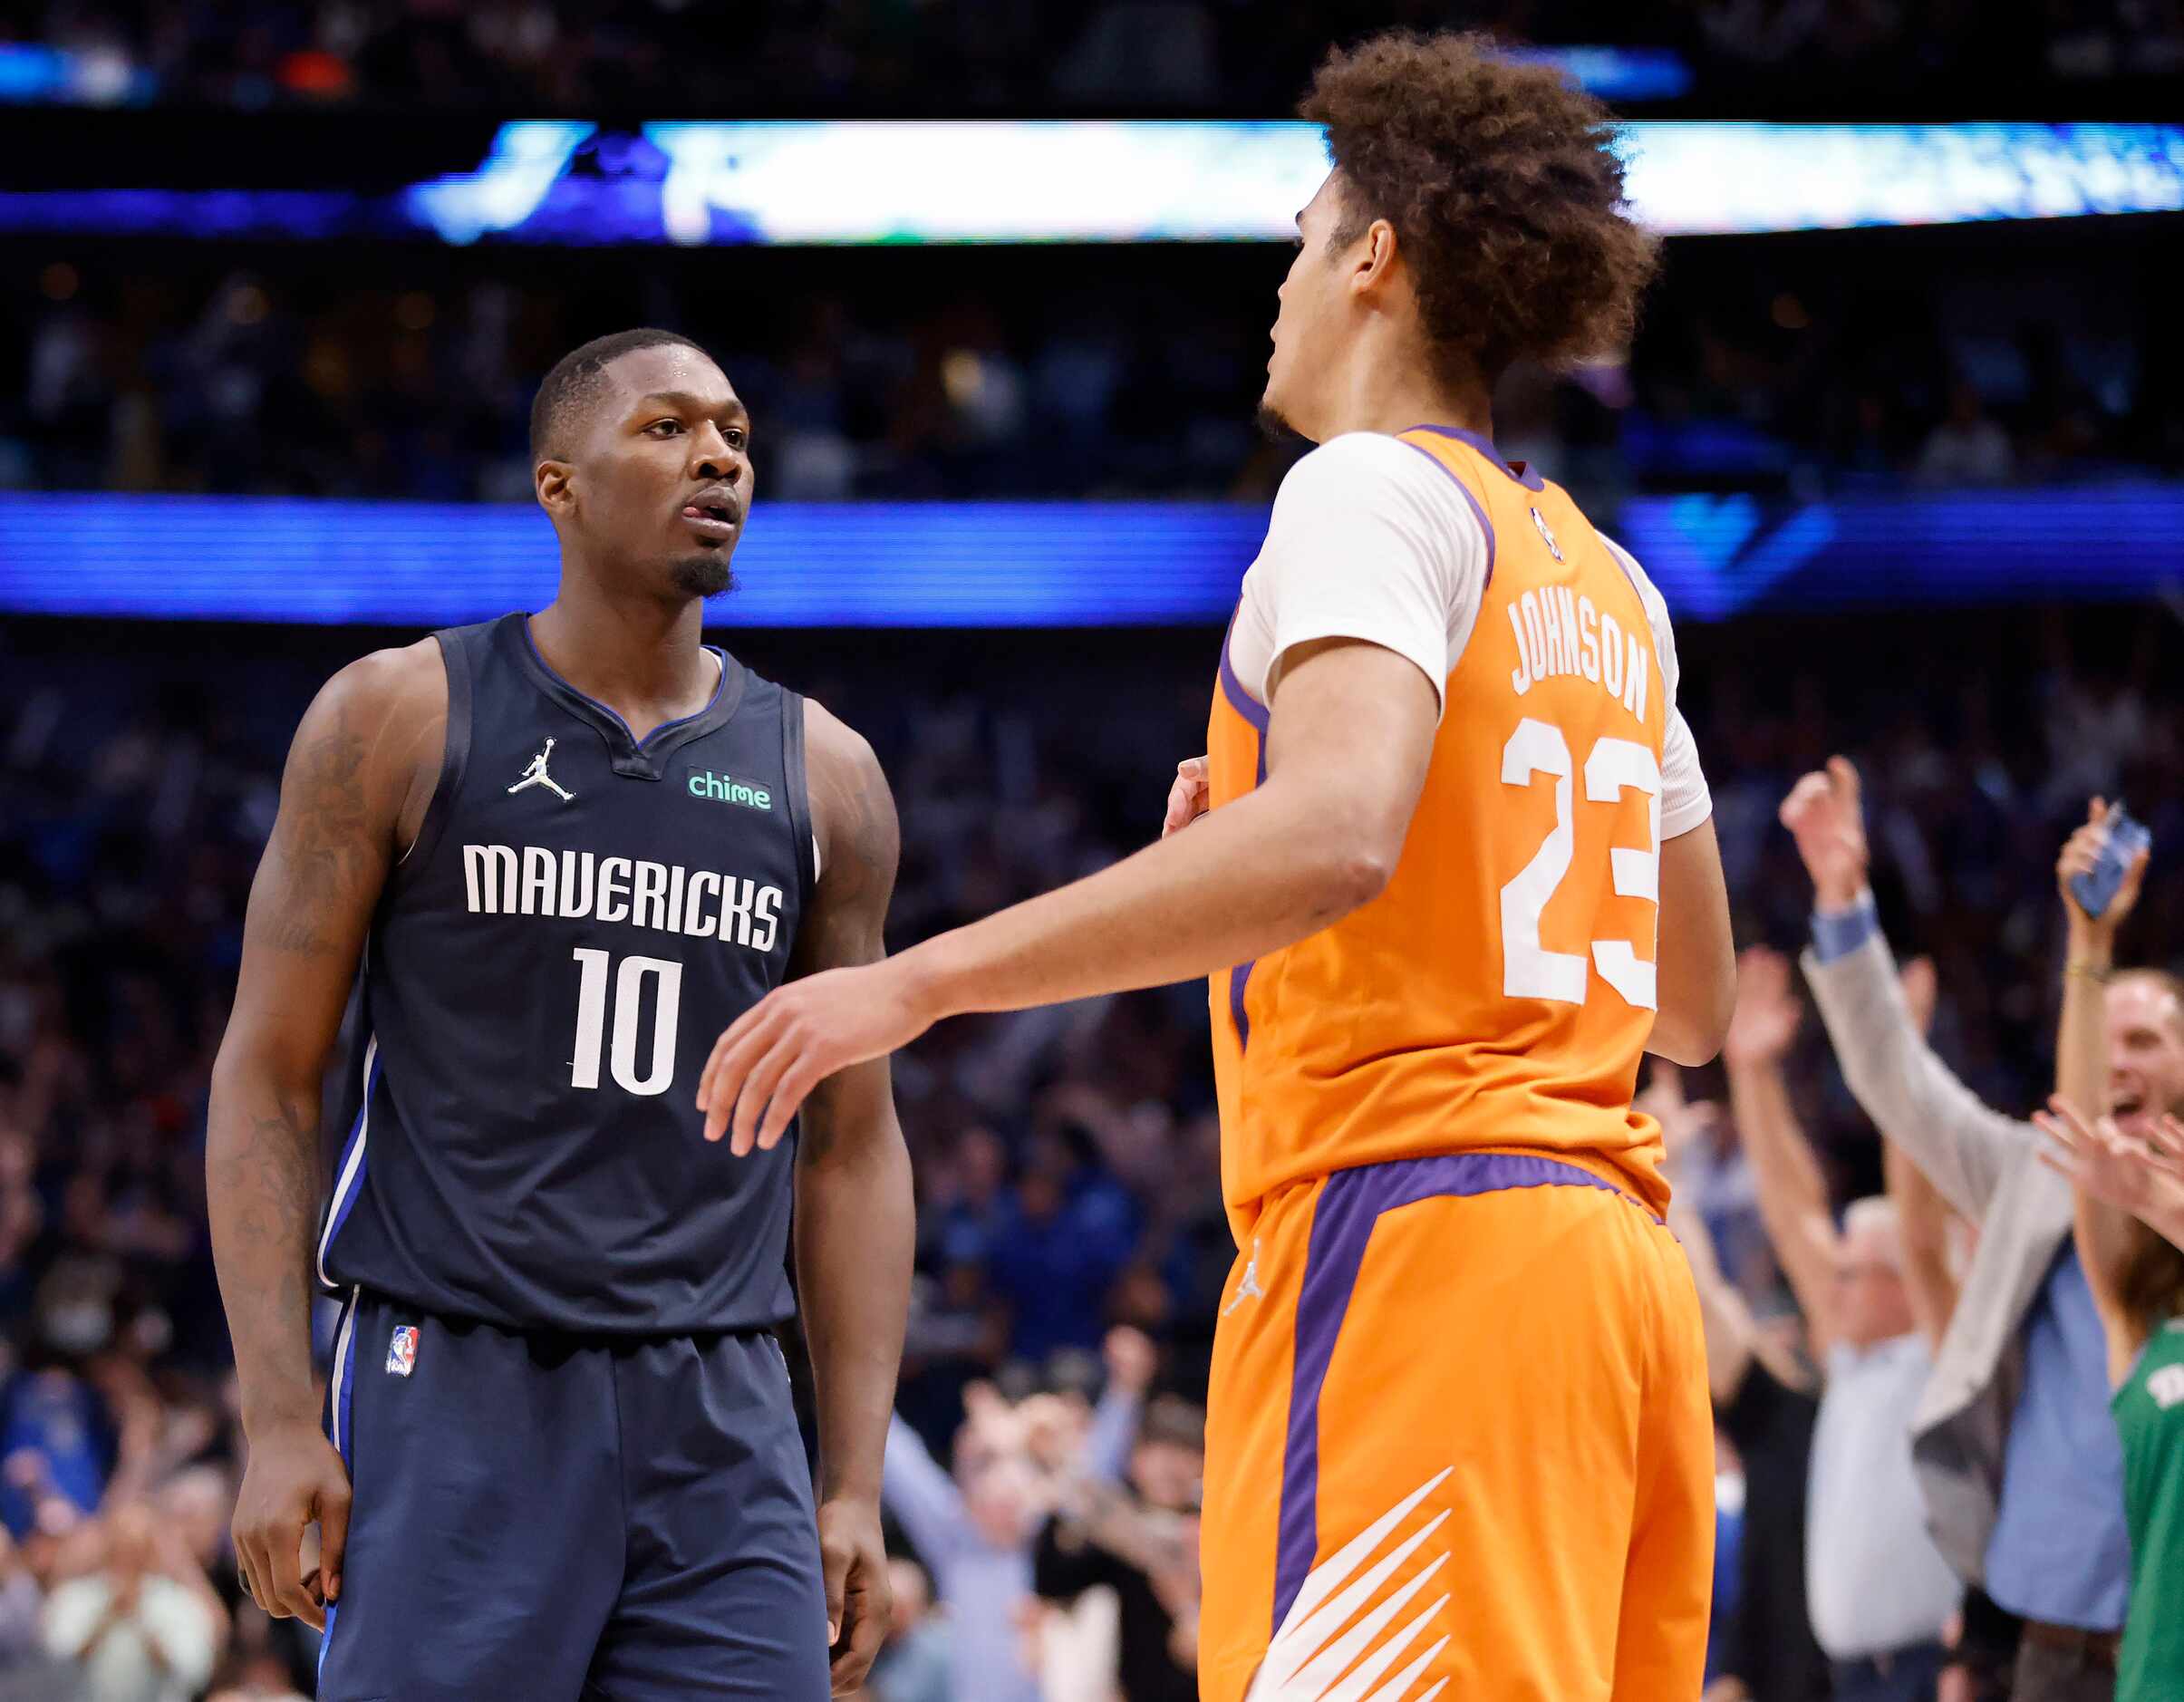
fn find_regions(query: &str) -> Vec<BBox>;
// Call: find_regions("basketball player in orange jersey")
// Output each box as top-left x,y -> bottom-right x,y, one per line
695,31 -> 1736,1700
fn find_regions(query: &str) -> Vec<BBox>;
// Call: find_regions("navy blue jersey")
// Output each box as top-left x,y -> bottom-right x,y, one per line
318,613 -> 816,1335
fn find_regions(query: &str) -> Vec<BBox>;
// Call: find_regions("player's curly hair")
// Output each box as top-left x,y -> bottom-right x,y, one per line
1300,30 -> 1659,388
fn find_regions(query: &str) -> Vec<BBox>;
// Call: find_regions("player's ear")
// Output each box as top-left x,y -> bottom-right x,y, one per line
1351,218 -> 1400,298
536,458 -> 574,518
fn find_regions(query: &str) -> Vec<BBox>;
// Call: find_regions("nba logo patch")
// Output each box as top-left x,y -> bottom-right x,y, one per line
386,1325 -> 419,1378
1529,507 -> 1565,563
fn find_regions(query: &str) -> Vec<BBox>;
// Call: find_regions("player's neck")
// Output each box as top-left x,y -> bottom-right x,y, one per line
528,579 -> 715,730
1310,333 -> 1492,444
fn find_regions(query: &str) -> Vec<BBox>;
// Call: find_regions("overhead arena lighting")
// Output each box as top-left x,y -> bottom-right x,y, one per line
0,121 -> 2177,244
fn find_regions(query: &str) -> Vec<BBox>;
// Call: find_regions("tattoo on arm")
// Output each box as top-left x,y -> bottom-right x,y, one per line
264,711 -> 376,958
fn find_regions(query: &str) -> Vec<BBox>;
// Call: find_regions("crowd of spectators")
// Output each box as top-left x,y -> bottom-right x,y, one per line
0,601 -> 2179,1696
15,0 -> 2184,111
6,230 -> 2177,504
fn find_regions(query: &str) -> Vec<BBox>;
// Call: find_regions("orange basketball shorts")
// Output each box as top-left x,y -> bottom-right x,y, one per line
1198,1151 -> 1714,1702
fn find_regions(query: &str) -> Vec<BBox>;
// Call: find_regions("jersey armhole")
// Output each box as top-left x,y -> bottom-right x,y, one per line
781,691 -> 818,907
397,629 -> 473,876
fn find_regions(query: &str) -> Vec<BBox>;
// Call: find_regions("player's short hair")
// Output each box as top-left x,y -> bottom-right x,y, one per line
529,327 -> 714,462
1300,30 -> 1659,389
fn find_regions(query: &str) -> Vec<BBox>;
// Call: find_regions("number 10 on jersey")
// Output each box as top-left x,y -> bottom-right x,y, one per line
570,948 -> 684,1096
1499,717 -> 1661,1009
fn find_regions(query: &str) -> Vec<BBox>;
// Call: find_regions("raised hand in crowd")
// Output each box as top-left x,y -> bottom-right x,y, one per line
1779,756 -> 1869,907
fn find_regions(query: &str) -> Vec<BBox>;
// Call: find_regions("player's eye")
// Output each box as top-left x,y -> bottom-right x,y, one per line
645,419 -> 683,437
725,427 -> 748,450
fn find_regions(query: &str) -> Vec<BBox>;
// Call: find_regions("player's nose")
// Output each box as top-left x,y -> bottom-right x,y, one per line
687,423 -> 744,483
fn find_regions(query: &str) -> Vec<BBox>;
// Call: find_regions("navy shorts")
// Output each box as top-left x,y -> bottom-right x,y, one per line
316,1290 -> 829,1701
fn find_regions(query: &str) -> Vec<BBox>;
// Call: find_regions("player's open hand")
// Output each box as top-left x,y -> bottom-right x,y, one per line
1161,757 -> 1210,838
696,962 -> 930,1152
231,1419 -> 350,1631
817,1495 -> 889,1695
1779,756 -> 1869,910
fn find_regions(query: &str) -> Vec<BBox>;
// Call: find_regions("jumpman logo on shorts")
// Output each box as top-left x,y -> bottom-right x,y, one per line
1222,1238 -> 1267,1317
508,738 -> 575,802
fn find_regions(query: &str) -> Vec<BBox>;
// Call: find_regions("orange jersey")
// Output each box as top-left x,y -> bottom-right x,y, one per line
1208,427 -> 1694,1235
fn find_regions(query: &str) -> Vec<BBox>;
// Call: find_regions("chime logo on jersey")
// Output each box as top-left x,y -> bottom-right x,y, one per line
386,1325 -> 418,1378
686,769 -> 774,811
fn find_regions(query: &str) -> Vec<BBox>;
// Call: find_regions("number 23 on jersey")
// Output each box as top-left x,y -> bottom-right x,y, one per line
1497,716 -> 1660,1010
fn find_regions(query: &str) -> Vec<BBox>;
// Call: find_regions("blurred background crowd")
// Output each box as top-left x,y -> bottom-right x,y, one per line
6,227 -> 2179,503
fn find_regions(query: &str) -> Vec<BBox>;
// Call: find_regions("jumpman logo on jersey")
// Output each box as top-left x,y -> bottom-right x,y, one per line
507,738 -> 575,802
1222,1238 -> 1267,1317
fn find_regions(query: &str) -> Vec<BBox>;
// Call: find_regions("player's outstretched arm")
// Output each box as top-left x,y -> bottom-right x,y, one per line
788,703 -> 912,1696
696,636 -> 1438,1150
1651,817 -> 1735,1065
207,643 -> 442,1630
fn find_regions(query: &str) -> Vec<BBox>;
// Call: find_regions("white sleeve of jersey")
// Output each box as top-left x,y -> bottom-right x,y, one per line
1232,432 -> 1490,722
1599,533 -> 1713,839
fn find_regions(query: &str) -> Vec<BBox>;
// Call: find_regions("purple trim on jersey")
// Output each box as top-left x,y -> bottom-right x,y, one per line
1216,608 -> 1268,1051
520,617 -> 730,749
1402,422 -> 1546,491
1271,1151 -> 1641,1637
1216,612 -> 1272,759
1397,438 -> 1499,596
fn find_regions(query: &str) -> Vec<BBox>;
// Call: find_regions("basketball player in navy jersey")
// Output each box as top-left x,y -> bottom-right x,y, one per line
207,328 -> 911,1699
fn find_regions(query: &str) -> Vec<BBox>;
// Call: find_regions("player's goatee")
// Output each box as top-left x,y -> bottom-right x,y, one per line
672,555 -> 736,598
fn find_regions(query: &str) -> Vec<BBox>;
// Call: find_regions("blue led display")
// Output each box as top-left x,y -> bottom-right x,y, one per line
1,489 -> 2176,627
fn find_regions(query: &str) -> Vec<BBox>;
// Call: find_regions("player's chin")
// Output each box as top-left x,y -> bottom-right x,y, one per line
669,550 -> 736,599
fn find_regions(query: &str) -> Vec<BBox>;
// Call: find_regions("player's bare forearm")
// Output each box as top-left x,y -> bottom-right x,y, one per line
901,780 -> 1389,1020
796,1074 -> 913,1504
900,643 -> 1436,1021
208,1071 -> 327,1432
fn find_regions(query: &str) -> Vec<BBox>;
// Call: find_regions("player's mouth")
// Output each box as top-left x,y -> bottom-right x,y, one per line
2113,1086 -> 2150,1134
680,489 -> 740,544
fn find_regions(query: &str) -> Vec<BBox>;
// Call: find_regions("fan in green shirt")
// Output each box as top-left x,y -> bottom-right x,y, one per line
2037,800 -> 2184,1702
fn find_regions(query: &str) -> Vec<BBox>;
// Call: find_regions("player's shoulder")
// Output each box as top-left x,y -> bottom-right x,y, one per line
311,637 -> 445,725
799,697 -> 899,889
317,637 -> 448,732
800,699 -> 894,823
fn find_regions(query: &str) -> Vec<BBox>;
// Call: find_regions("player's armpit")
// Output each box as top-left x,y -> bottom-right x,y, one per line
1650,817 -> 1735,1065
